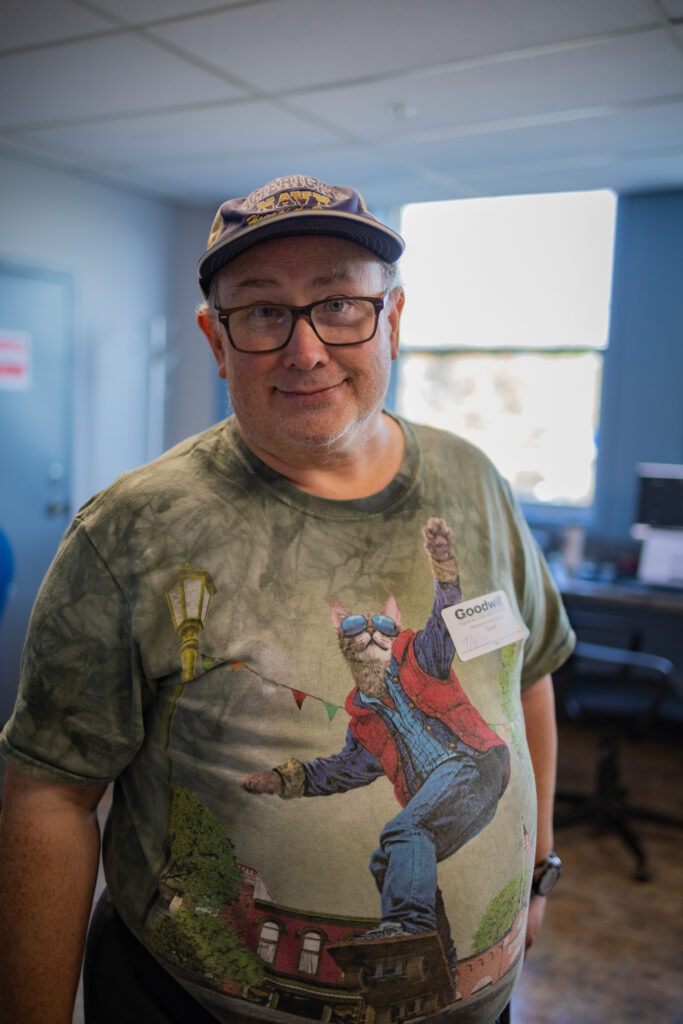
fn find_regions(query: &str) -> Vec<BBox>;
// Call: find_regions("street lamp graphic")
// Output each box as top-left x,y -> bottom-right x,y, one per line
162,564 -> 216,759
166,563 -> 216,683
146,564 -> 217,920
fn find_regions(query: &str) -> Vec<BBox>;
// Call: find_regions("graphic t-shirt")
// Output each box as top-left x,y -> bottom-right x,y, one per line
1,415 -> 574,1024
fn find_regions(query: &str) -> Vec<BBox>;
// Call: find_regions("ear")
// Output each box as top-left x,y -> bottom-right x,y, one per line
381,595 -> 402,630
197,309 -> 228,379
386,288 -> 405,361
330,598 -> 349,629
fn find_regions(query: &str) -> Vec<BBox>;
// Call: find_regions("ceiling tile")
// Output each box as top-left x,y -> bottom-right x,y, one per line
84,0 -> 247,23
0,33 -> 244,129
102,145 -> 423,207
151,0 -> 660,95
658,0 -> 683,16
0,0 -> 113,51
463,152 -> 683,199
288,29 -> 683,145
386,102 -> 683,173
14,101 -> 341,165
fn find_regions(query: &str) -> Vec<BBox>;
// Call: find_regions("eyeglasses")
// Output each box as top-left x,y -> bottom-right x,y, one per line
340,614 -> 399,638
215,295 -> 386,353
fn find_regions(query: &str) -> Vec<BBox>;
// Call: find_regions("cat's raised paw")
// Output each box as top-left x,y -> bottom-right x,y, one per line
422,517 -> 454,562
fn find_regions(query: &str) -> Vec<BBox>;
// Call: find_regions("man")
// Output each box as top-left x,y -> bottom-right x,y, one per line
0,176 -> 572,1024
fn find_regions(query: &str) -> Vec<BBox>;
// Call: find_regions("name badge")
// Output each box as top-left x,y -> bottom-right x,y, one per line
442,590 -> 528,661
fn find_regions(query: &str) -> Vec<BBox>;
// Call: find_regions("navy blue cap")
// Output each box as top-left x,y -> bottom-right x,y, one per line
198,175 -> 404,296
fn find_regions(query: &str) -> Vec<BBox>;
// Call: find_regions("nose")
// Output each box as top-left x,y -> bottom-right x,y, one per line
281,315 -> 331,371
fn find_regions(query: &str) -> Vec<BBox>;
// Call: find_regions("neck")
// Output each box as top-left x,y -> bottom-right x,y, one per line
238,413 -> 405,499
350,659 -> 390,699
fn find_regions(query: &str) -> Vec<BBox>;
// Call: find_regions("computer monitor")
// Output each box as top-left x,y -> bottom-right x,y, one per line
634,463 -> 683,530
633,464 -> 683,586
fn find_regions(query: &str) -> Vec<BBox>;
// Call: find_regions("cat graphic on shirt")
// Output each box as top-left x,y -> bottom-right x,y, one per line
241,518 -> 510,958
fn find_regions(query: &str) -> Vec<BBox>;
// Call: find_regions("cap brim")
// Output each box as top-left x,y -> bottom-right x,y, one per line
198,209 -> 404,295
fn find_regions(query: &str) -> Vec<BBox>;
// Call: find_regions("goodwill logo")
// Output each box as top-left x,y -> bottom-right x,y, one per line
453,594 -> 504,620
441,589 -> 528,662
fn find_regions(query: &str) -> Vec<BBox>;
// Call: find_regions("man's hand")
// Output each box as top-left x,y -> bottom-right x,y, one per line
525,893 -> 547,957
239,770 -> 283,795
422,517 -> 454,562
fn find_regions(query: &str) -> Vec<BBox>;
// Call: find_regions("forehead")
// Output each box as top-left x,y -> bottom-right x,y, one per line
213,235 -> 385,301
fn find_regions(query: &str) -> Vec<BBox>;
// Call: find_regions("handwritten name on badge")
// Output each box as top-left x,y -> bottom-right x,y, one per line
442,590 -> 528,662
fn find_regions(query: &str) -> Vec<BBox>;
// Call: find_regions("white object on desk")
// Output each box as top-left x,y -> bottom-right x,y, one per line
633,526 -> 683,587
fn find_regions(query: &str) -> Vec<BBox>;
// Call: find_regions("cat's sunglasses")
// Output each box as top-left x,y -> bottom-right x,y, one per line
340,614 -> 399,638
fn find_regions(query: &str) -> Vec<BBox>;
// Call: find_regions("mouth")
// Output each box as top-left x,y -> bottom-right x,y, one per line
275,382 -> 343,398
362,635 -> 388,651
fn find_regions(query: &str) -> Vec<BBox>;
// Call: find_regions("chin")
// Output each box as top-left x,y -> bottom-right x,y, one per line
275,416 -> 356,451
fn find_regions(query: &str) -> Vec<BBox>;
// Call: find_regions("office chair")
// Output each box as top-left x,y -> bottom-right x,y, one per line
553,611 -> 683,881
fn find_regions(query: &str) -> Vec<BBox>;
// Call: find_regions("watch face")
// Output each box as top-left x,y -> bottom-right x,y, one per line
536,865 -> 560,895
533,853 -> 562,895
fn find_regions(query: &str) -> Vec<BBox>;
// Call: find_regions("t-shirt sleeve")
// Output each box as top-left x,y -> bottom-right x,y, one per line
0,518 -> 149,785
501,480 -> 576,690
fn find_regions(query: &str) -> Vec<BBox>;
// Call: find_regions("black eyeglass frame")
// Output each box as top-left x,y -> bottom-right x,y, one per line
215,295 -> 387,353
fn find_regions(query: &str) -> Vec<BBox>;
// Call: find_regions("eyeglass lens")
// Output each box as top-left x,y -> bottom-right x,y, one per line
228,298 -> 379,351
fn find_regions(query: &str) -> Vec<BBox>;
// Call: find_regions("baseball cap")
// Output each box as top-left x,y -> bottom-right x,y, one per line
198,175 -> 405,296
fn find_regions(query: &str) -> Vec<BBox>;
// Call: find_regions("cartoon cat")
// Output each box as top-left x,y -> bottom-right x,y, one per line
240,518 -> 510,969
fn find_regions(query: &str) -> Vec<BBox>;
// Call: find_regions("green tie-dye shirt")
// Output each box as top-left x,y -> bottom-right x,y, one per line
1,414 -> 574,1024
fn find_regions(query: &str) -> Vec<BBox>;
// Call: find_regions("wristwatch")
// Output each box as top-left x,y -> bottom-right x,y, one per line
531,852 -> 562,896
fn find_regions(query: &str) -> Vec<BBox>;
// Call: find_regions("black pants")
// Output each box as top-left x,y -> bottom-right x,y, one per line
83,892 -> 216,1024
84,891 -> 511,1024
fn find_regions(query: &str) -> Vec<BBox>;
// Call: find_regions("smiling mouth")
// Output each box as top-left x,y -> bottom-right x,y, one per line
276,382 -> 343,397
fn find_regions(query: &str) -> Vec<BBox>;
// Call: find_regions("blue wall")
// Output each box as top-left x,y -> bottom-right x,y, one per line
593,191 -> 683,541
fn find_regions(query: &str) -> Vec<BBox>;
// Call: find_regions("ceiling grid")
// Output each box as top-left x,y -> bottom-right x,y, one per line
1,0 -> 682,205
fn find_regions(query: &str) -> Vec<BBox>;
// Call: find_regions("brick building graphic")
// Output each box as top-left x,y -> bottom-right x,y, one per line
222,861 -> 524,1023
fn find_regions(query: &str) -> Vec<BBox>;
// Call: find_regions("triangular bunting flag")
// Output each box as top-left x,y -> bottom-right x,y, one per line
261,679 -> 279,697
324,702 -> 339,721
231,660 -> 244,671
292,690 -> 307,710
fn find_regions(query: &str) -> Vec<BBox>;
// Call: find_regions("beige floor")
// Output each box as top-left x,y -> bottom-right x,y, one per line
514,723 -> 683,1024
72,725 -> 683,1024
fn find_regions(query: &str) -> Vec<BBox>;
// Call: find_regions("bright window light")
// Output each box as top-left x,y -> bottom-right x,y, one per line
396,190 -> 616,507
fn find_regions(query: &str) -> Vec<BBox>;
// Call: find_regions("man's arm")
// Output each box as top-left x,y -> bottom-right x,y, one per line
0,764 -> 106,1024
521,673 -> 558,957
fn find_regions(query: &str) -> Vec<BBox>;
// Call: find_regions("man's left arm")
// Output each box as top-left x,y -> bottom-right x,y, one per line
521,673 -> 558,957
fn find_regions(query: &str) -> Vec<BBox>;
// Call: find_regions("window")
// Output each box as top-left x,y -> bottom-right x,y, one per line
395,190 -> 616,508
390,996 -> 425,1022
373,956 -> 407,979
297,931 -> 323,975
257,920 -> 281,964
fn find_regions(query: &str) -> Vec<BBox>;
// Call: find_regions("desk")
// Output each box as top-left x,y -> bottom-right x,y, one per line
559,577 -> 683,615
558,577 -> 683,697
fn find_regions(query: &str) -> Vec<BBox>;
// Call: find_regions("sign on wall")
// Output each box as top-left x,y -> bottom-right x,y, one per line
0,331 -> 32,390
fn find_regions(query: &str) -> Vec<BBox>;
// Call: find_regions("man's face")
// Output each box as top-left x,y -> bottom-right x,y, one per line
201,235 -> 403,465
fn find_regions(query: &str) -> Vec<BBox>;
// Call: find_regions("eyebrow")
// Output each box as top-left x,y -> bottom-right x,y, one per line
310,265 -> 365,287
231,264 -> 371,292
